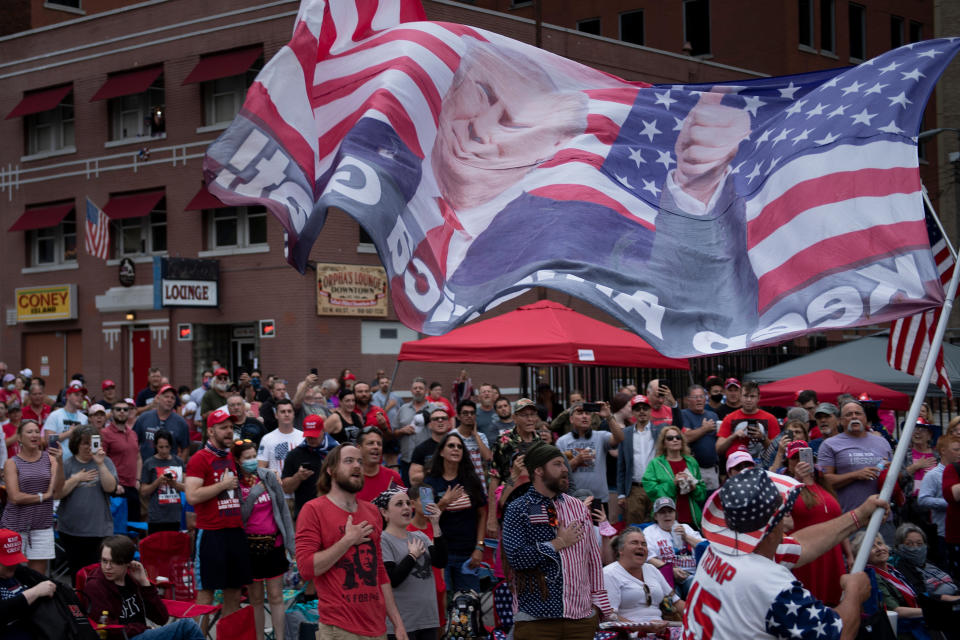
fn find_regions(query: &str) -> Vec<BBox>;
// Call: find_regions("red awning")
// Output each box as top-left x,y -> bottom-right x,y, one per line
103,190 -> 165,220
399,300 -> 690,369
90,67 -> 163,102
8,202 -> 74,231
185,185 -> 229,210
6,85 -> 72,119
182,46 -> 262,85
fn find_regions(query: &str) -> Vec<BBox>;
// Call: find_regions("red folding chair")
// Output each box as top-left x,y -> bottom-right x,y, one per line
137,531 -> 220,632
75,563 -> 128,638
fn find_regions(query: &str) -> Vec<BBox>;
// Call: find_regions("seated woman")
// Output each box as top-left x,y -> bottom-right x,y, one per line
642,497 -> 703,598
851,531 -> 927,640
84,535 -> 203,639
603,527 -> 684,631
0,528 -> 58,638
891,523 -> 959,601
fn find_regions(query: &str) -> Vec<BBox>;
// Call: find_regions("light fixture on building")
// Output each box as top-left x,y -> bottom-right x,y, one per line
125,311 -> 136,321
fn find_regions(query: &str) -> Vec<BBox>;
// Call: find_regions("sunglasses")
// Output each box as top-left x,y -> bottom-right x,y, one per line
664,435 -> 682,441
430,416 -> 449,422
445,442 -> 464,450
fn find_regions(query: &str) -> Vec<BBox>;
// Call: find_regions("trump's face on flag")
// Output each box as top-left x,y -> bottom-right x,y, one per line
431,40 -> 588,210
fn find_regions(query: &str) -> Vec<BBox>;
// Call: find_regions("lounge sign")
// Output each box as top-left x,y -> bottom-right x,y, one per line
155,257 -> 219,308
16,284 -> 78,322
316,263 -> 388,317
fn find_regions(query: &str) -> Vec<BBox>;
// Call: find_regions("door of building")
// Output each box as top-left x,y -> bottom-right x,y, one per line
130,328 -> 151,397
22,331 -> 81,393
232,338 -> 257,380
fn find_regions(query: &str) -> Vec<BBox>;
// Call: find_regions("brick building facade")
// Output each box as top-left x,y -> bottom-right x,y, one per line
0,0 -> 948,398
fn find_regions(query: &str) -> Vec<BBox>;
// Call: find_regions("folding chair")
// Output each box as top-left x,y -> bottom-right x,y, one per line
138,531 -> 221,635
75,563 -> 128,638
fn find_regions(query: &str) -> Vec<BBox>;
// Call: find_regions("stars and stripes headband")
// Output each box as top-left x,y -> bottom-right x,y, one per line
373,487 -> 407,510
702,468 -> 802,555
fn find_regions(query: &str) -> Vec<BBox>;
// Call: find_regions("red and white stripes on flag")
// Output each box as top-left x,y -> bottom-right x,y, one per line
887,225 -> 954,398
85,197 -> 110,260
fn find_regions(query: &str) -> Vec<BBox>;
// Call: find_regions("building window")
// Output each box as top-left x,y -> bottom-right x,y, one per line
909,21 -> 922,43
683,0 -> 710,56
25,98 -> 74,156
114,210 -> 166,257
207,206 -> 268,249
577,18 -> 600,35
46,0 -> 80,6
619,10 -> 644,45
798,0 -> 814,48
30,216 -> 76,266
820,0 -> 835,53
109,79 -> 164,141
890,16 -> 904,48
202,67 -> 258,127
848,3 -> 866,60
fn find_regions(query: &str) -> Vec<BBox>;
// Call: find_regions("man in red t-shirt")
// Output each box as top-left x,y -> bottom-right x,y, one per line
296,443 -> 407,640
354,382 -> 391,430
21,382 -> 51,425
356,427 -> 404,502
715,380 -> 779,463
184,408 -> 251,621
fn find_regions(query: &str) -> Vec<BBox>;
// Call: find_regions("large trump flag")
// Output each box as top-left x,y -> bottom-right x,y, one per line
203,0 -> 960,358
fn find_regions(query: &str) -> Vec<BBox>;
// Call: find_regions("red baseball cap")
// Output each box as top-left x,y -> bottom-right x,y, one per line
214,367 -> 229,377
630,394 -> 651,408
102,379 -> 116,390
0,530 -> 28,566
724,378 -> 741,389
343,373 -> 356,381
302,414 -> 325,438
207,408 -> 231,427
786,439 -> 811,459
157,384 -> 176,396
67,380 -> 87,395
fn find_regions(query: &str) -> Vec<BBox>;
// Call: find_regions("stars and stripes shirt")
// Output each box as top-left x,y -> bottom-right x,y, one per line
683,547 -> 841,640
501,487 -> 612,621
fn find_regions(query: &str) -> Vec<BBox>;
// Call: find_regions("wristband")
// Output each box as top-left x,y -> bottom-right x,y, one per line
38,493 -> 43,503
850,510 -> 862,529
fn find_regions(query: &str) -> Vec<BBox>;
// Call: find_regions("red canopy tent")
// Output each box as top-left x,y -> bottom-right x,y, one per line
398,301 -> 688,369
757,369 -> 910,410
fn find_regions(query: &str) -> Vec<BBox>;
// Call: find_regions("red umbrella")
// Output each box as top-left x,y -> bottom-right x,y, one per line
398,300 -> 688,368
757,369 -> 910,410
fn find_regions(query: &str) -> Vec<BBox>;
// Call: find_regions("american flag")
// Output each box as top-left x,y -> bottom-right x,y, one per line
84,197 -> 110,260
887,207 -> 954,398
203,0 -> 959,358
527,503 -> 550,525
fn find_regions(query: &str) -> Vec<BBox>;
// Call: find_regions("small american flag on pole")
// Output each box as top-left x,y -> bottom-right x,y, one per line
887,207 -> 954,398
85,197 -> 110,260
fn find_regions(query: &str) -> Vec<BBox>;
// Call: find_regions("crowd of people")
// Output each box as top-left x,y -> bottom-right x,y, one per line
1,360 -> 960,640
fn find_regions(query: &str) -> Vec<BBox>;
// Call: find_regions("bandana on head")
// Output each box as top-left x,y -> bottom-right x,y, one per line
373,487 -> 406,510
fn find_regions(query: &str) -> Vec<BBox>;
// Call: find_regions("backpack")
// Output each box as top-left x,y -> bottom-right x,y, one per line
443,589 -> 485,640
18,567 -> 99,640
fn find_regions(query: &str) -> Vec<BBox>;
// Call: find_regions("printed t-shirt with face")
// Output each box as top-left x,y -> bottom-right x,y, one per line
683,546 -> 842,640
643,522 -> 702,571
816,432 -> 892,513
294,496 -> 389,636
717,409 -> 780,459
141,454 -> 185,523
257,428 -> 305,498
185,447 -> 242,529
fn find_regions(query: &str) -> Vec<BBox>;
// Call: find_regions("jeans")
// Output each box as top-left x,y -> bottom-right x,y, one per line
132,618 -> 204,640
444,553 -> 481,593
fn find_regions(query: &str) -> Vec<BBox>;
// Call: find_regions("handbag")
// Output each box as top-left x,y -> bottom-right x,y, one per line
247,533 -> 278,556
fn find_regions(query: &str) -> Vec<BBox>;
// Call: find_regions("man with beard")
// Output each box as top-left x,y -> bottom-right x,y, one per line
295,444 -> 407,640
260,379 -> 288,432
185,409 -> 250,622
818,401 -> 893,540
395,377 -> 431,485
200,368 -> 231,425
135,367 -> 164,416
356,427 -> 404,502
354,382 -> 392,465
475,383 -> 499,442
225,393 -> 265,444
502,442 -> 614,639
490,396 -> 515,434
809,403 -> 840,457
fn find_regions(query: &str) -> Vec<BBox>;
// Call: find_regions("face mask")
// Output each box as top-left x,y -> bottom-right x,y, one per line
710,393 -> 723,403
897,544 -> 927,566
180,394 -> 190,403
240,459 -> 259,473
5,384 -> 14,391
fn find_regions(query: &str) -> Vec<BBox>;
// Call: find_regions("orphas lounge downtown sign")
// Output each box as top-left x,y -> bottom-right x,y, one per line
154,257 -> 219,308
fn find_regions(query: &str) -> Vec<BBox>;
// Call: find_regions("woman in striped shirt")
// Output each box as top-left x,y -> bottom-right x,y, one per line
1,419 -> 62,575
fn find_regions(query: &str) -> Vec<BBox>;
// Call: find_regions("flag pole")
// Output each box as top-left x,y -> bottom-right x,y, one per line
851,247 -> 960,573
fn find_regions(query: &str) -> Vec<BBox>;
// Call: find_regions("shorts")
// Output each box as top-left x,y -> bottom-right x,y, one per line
250,540 -> 289,581
317,621 -> 386,640
19,528 -> 55,560
194,528 -> 252,591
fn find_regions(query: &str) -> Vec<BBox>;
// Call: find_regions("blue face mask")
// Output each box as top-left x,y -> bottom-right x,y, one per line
240,459 -> 259,474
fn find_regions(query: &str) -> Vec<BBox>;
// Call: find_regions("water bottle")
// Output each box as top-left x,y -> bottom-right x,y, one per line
97,611 -> 109,639
672,527 -> 685,551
